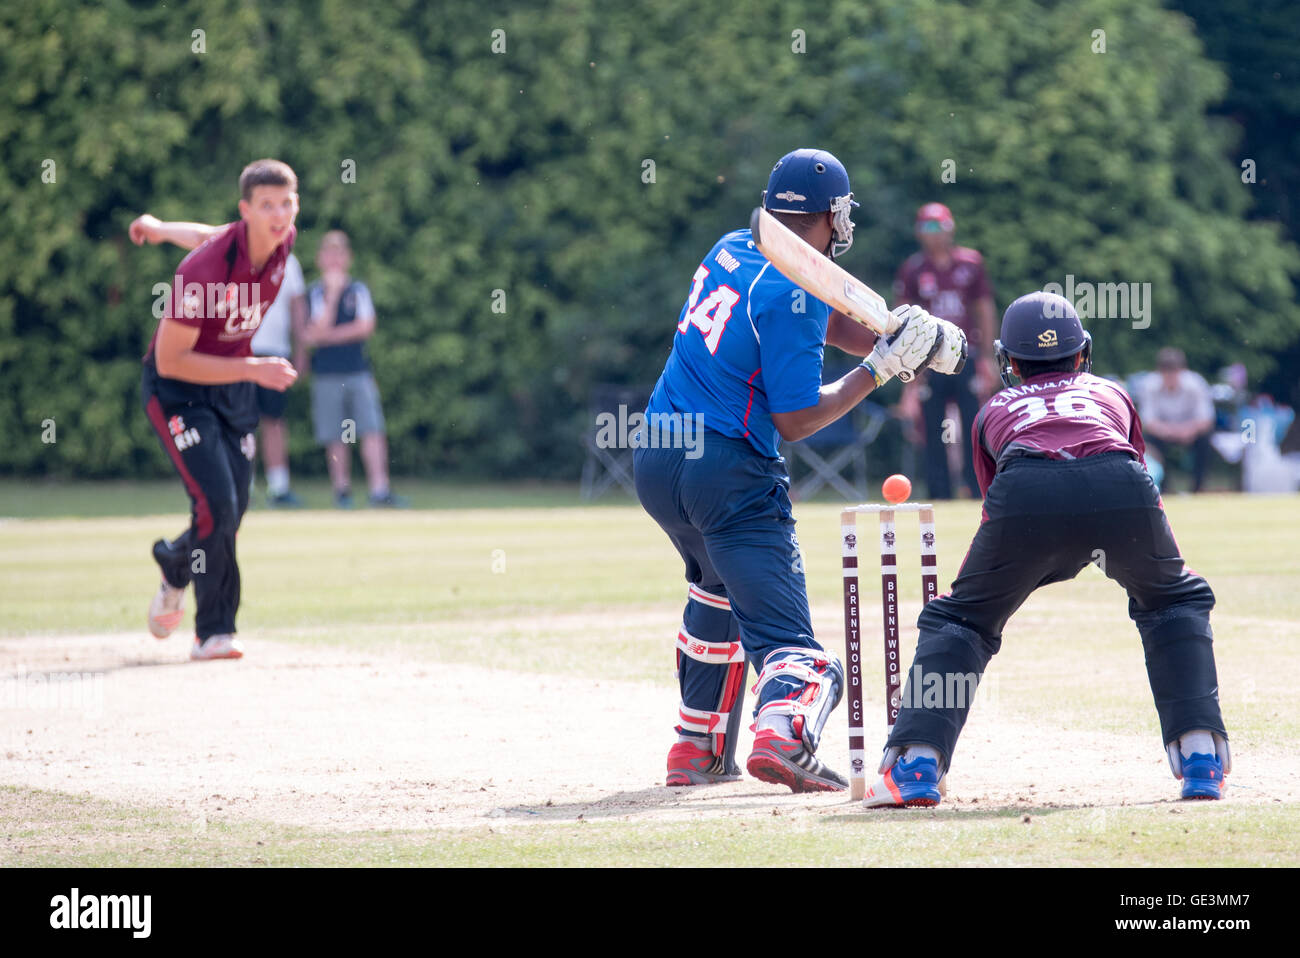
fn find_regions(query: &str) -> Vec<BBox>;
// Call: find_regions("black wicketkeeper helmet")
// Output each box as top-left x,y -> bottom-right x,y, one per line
994,291 -> 1092,387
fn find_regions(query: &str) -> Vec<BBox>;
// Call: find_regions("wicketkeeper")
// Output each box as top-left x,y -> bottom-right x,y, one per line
863,291 -> 1230,806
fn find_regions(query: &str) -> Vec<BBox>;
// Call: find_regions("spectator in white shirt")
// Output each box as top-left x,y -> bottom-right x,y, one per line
1139,347 -> 1215,493
249,252 -> 307,507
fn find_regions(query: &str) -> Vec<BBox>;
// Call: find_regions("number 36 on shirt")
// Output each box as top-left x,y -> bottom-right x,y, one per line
1006,389 -> 1103,432
678,265 -> 740,354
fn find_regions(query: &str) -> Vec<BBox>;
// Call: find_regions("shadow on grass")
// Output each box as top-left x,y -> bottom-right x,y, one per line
1,656 -> 197,680
504,789 -> 1178,824
1,478 -> 627,519
820,799 -> 1172,823
500,784 -> 844,822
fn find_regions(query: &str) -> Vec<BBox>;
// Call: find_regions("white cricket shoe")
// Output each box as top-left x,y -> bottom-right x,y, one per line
147,580 -> 186,639
190,634 -> 245,661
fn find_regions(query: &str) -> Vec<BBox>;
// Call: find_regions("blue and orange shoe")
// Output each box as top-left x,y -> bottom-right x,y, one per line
1180,752 -> 1225,800
666,740 -> 740,786
861,755 -> 942,808
746,729 -> 848,793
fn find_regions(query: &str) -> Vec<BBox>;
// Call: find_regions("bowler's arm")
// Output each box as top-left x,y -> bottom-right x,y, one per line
156,318 -> 297,390
129,214 -> 224,250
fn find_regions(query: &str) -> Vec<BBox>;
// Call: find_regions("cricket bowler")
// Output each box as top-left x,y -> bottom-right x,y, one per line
131,159 -> 300,660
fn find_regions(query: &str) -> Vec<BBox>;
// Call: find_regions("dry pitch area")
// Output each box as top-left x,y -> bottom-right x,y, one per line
2,489 -> 1298,866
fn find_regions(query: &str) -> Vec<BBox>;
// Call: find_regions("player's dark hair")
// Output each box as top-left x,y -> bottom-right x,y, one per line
239,159 -> 297,201
1156,346 -> 1186,371
773,210 -> 829,236
1014,352 -> 1083,379
320,229 -> 350,251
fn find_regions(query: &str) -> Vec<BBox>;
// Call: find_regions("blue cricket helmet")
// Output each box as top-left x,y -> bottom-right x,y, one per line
762,148 -> 858,257
995,291 -> 1092,386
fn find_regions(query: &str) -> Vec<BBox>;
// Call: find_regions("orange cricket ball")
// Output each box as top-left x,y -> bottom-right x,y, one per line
882,474 -> 912,504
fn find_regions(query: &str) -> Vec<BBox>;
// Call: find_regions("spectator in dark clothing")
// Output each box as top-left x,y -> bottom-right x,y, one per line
300,230 -> 406,508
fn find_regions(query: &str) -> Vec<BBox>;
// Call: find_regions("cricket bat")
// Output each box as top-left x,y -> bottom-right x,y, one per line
749,206 -> 899,338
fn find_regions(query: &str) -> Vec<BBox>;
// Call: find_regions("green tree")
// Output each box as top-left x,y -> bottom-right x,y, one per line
3,0 -> 1297,480
1167,0 -> 1300,404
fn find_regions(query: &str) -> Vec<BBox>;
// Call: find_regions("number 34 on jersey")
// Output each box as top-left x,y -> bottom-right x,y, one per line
677,265 -> 740,354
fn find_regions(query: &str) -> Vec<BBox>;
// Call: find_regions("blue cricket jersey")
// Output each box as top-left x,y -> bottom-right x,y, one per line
646,229 -> 829,459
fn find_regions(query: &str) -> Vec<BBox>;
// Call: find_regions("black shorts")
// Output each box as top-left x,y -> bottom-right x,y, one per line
256,384 -> 289,419
887,450 -> 1221,759
142,360 -> 258,434
933,451 -> 1205,638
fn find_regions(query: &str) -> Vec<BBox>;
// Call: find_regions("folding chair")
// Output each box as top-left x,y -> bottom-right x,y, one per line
580,384 -> 652,500
784,371 -> 890,500
786,401 -> 889,500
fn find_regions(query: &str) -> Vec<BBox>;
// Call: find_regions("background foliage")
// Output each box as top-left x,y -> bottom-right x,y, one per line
3,0 -> 1297,478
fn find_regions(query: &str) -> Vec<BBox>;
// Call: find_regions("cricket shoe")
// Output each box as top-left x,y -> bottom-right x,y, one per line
190,634 -> 245,661
666,740 -> 741,786
746,729 -> 848,793
267,489 -> 304,509
861,755 -> 942,808
1180,752 -> 1225,800
147,580 -> 185,639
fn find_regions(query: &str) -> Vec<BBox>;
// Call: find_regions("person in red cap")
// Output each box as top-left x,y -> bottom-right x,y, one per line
893,203 -> 997,499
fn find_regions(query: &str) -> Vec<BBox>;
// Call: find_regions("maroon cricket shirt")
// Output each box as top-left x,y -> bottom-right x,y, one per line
145,221 -> 297,363
971,371 -> 1148,497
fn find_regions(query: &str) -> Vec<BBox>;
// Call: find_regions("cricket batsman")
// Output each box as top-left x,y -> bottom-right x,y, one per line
863,291 -> 1230,806
131,159 -> 300,660
636,148 -> 968,792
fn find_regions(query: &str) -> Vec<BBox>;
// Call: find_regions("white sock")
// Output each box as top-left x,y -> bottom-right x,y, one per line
755,714 -> 794,739
902,745 -> 941,765
267,466 -> 290,496
1179,730 -> 1215,759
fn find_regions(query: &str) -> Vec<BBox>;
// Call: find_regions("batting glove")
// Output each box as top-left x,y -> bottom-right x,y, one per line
861,305 -> 941,386
927,319 -> 968,376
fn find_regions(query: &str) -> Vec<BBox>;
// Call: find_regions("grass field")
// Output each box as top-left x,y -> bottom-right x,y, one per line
2,482 -> 1298,867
